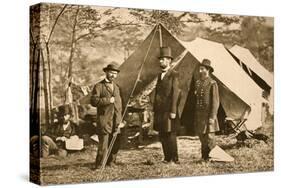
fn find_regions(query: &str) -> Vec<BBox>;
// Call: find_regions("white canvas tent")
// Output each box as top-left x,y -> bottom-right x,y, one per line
104,24 -> 265,133
229,45 -> 273,89
228,45 -> 274,114
180,38 -> 264,131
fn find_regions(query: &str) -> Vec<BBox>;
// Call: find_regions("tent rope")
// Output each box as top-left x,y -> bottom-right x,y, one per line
158,24 -> 163,47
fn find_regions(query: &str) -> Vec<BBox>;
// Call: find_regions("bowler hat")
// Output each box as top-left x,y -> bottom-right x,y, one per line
159,47 -> 173,60
103,63 -> 120,72
200,59 -> 214,72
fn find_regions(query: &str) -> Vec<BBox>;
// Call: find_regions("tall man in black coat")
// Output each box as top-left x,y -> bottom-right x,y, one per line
153,47 -> 181,164
91,64 -> 124,169
194,59 -> 220,161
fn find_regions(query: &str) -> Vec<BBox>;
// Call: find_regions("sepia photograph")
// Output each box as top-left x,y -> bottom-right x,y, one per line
29,2 -> 274,185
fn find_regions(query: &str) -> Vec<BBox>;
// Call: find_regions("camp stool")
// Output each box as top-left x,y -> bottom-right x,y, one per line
224,117 -> 248,135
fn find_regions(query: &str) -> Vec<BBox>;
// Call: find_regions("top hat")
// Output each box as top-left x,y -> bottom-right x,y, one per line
57,105 -> 72,116
200,59 -> 214,72
103,63 -> 120,73
159,47 -> 173,60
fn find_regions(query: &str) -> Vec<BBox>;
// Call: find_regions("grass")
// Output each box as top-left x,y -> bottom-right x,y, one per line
38,121 -> 273,185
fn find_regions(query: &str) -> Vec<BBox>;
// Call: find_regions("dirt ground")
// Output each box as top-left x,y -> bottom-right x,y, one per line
37,121 -> 273,185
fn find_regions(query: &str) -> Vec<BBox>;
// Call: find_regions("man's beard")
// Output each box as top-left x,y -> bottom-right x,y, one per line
107,76 -> 115,82
199,72 -> 208,79
63,119 -> 69,124
160,65 -> 169,72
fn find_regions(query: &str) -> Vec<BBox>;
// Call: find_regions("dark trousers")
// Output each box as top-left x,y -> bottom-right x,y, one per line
198,132 -> 216,160
95,133 -> 121,167
159,132 -> 178,162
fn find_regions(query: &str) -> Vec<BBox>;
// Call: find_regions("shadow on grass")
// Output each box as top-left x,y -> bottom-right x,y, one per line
42,162 -> 94,171
219,143 -> 239,150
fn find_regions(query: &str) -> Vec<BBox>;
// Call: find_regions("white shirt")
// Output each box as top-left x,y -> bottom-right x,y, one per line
160,66 -> 170,80
63,121 -> 70,131
160,72 -> 167,80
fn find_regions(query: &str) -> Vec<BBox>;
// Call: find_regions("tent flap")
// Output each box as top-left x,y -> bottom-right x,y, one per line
116,24 -> 185,107
116,26 -> 264,131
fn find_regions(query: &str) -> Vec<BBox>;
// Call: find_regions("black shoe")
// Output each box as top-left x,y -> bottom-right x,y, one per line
200,158 -> 210,165
106,162 -> 117,168
172,160 -> 180,164
93,165 -> 101,170
202,157 -> 210,161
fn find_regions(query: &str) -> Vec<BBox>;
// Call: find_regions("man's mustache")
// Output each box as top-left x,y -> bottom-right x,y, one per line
199,72 -> 207,77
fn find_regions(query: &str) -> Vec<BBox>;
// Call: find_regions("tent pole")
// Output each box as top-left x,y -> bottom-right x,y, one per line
158,24 -> 163,47
97,24 -> 159,180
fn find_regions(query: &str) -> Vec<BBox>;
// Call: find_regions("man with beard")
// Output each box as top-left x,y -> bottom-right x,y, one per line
91,63 -> 124,169
30,105 -> 77,158
194,59 -> 220,161
153,47 -> 181,164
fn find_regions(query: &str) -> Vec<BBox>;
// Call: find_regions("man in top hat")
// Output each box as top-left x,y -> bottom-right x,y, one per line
91,63 -> 124,169
30,105 -> 77,158
194,59 -> 220,161
153,47 -> 181,164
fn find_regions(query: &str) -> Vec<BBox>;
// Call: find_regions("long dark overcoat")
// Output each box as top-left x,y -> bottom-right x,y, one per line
91,79 -> 122,135
153,70 -> 181,133
194,77 -> 220,134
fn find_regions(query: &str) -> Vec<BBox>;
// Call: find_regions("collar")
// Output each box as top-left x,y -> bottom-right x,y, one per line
62,121 -> 70,130
104,78 -> 112,83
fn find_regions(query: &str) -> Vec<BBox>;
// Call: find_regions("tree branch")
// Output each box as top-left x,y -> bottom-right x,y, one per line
177,12 -> 188,20
180,19 -> 204,24
75,22 -> 146,43
47,4 -> 68,44
67,6 -> 80,78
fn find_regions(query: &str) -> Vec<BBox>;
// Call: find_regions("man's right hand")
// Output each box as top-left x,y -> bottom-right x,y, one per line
109,97 -> 115,103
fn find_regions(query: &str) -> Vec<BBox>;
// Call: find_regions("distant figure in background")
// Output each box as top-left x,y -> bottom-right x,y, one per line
91,64 -> 125,169
127,96 -> 152,149
153,47 -> 181,164
194,59 -> 220,161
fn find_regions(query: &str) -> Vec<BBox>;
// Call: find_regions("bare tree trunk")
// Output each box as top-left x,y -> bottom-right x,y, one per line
67,6 -> 80,79
31,47 -> 41,128
66,7 -> 80,125
43,4 -> 67,117
40,49 -> 50,127
30,43 -> 37,105
46,44 -> 53,118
